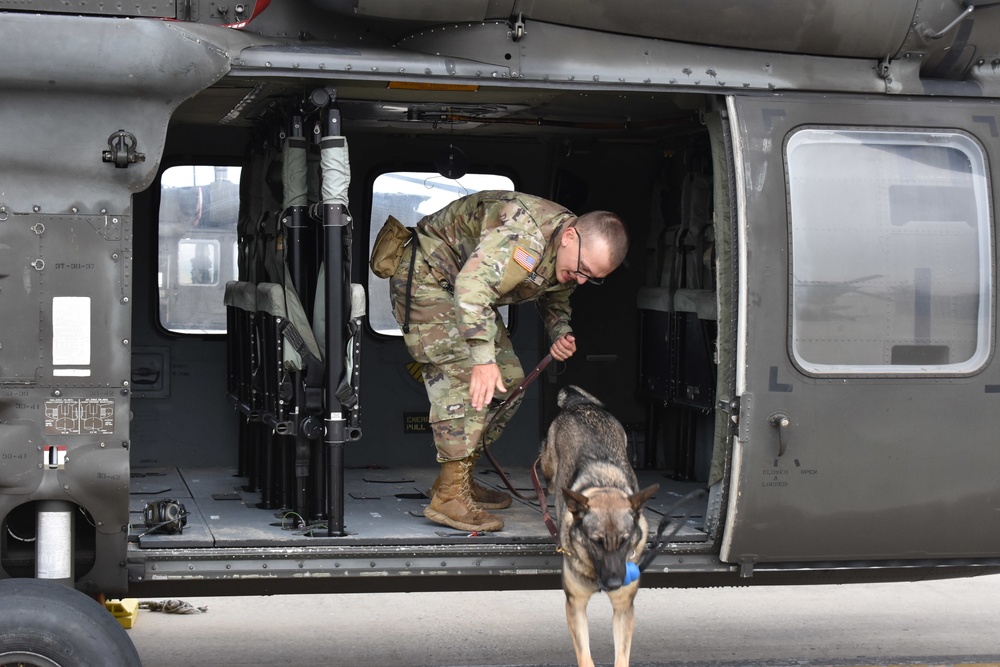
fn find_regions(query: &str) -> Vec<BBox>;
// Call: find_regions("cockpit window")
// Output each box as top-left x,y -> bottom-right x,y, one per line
786,129 -> 992,374
367,172 -> 515,336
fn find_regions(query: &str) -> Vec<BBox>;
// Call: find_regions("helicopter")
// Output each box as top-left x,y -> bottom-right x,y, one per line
1,1 -> 999,663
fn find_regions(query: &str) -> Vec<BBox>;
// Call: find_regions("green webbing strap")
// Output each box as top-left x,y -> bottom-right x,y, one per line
402,229 -> 419,334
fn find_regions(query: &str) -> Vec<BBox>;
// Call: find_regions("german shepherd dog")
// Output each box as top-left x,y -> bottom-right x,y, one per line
540,386 -> 659,667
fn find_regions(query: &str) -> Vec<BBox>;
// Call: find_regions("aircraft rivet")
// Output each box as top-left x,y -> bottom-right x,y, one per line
53,390 -> 61,397
63,485 -> 70,490
71,207 -> 78,213
33,205 -> 40,212
122,339 -> 129,345
122,297 -> 129,303
100,442 -> 106,448
101,209 -> 107,214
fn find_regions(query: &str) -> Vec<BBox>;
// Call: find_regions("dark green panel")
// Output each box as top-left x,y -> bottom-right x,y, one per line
723,93 -> 1000,565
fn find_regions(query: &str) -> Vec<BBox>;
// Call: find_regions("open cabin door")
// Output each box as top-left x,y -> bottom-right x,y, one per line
720,93 -> 1000,567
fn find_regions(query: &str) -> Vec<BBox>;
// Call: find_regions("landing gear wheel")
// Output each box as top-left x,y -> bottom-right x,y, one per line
0,578 -> 141,667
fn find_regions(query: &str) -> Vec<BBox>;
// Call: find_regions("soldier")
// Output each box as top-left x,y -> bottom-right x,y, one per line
388,190 -> 628,532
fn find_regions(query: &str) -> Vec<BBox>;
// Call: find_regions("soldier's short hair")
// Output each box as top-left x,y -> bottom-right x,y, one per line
575,211 -> 628,268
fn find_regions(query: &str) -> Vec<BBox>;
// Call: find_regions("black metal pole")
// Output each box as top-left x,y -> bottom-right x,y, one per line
322,106 -> 348,536
281,114 -> 314,518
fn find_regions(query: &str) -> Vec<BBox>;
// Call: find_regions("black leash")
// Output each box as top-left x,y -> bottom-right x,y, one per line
636,488 -> 708,573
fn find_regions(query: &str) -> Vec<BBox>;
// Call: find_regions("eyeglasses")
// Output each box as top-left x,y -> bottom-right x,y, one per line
573,230 -> 605,285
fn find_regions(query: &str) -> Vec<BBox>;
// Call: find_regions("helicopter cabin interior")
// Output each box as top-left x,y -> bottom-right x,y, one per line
118,84 -> 730,553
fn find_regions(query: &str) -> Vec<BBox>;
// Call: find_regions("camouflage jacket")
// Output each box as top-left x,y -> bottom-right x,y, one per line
415,190 -> 577,365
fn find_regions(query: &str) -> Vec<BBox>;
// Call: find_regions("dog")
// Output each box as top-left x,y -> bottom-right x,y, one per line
540,385 -> 659,667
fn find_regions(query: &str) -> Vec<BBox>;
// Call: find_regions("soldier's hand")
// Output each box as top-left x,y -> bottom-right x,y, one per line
470,363 -> 506,411
550,333 -> 576,361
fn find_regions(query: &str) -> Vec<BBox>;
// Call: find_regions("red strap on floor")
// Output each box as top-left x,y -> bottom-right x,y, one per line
479,353 -> 553,501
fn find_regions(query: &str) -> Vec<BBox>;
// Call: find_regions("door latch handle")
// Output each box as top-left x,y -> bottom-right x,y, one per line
768,411 -> 790,456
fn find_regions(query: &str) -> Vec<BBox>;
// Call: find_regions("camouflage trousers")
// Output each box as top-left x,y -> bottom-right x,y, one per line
390,246 -> 526,462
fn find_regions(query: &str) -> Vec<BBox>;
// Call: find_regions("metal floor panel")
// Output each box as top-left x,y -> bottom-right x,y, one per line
130,465 -> 708,549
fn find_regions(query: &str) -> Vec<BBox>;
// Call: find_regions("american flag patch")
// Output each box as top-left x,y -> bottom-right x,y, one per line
512,246 -> 538,272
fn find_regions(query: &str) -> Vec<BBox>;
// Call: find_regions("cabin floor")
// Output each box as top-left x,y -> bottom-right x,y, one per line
128,465 -> 708,549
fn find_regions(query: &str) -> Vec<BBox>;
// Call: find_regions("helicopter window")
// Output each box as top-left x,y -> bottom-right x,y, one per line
367,171 -> 515,336
158,165 -> 241,335
786,129 -> 991,375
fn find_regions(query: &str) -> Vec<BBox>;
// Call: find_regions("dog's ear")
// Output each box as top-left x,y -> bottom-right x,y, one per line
562,487 -> 590,519
629,484 -> 659,512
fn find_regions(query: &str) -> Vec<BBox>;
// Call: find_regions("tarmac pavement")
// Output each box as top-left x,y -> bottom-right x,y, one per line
127,572 -> 1000,667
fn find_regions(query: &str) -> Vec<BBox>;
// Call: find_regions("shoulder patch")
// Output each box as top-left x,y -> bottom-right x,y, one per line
512,246 -> 539,272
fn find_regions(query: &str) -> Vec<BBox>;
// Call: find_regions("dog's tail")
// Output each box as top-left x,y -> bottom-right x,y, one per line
557,385 -> 605,409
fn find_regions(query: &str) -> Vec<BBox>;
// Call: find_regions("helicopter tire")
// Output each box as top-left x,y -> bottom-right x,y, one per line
0,578 -> 141,667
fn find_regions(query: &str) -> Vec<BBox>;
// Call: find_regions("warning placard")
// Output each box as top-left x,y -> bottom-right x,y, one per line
403,412 -> 429,434
44,398 -> 115,435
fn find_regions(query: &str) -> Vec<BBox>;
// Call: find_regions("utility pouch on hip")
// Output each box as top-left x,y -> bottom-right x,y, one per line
370,215 -> 413,279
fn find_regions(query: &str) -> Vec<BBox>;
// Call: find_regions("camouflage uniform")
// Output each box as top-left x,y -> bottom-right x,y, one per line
390,191 -> 577,462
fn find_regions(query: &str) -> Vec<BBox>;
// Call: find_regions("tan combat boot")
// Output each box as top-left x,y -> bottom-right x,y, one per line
424,458 -> 504,532
427,450 -> 513,510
